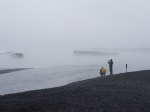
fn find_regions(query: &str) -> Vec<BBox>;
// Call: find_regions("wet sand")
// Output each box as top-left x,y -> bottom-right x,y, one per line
0,70 -> 150,112
0,68 -> 33,75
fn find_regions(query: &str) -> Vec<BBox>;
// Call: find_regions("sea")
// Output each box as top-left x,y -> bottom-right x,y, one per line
0,48 -> 149,74
0,48 -> 150,95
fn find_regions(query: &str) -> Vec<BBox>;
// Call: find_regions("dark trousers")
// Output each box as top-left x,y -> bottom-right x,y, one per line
109,67 -> 113,75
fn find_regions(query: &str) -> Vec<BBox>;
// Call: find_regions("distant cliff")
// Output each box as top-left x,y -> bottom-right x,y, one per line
73,50 -> 118,56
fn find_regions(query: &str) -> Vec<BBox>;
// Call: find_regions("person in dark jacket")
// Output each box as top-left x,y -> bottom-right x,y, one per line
108,59 -> 113,75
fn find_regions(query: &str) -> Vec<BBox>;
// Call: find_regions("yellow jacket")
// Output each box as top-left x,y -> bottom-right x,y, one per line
100,67 -> 106,74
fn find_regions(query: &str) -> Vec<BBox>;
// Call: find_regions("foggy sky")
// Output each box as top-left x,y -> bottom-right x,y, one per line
0,0 -> 150,51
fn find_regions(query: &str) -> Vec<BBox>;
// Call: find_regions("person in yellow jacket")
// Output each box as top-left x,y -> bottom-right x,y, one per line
100,67 -> 106,76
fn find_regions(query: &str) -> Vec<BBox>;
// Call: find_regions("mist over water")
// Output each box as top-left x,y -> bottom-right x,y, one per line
0,48 -> 150,74
1,0 -> 150,95
1,0 -> 150,75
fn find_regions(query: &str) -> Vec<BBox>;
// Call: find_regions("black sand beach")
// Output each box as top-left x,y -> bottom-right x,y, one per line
0,70 -> 150,112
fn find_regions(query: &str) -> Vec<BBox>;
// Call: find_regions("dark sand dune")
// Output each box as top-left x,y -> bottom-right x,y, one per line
0,70 -> 150,112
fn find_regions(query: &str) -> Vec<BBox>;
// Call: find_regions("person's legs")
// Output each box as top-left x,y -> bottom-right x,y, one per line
110,67 -> 112,75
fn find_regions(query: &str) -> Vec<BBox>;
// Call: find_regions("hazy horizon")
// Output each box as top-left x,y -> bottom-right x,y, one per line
1,0 -> 150,52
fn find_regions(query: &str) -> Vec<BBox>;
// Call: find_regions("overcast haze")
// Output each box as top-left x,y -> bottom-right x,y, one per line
1,0 -> 150,51
1,0 -> 150,95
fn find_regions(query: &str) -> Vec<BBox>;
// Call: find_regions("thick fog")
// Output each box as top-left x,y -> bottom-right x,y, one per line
1,0 -> 150,51
1,0 -> 150,95
0,0 -> 150,69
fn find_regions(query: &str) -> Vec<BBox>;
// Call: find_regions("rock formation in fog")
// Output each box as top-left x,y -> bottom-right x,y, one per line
10,53 -> 24,58
73,50 -> 118,56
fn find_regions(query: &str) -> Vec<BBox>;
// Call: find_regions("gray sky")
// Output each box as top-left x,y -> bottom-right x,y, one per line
0,0 -> 150,51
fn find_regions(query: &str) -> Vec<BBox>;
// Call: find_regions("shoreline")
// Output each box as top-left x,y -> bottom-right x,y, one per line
0,70 -> 150,111
0,68 -> 33,75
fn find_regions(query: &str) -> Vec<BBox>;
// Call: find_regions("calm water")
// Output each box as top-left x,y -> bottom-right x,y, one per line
0,49 -> 150,95
0,49 -> 150,74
